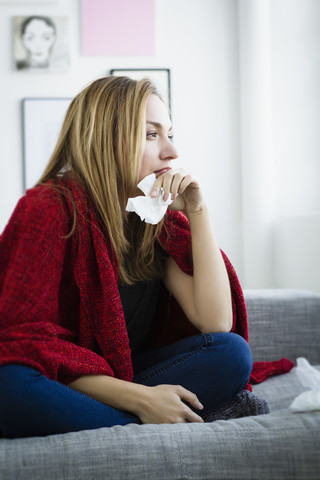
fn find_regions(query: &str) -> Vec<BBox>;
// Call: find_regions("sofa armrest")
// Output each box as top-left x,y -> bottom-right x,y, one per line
244,289 -> 320,364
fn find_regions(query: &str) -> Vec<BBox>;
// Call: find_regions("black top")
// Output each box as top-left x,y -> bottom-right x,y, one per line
118,279 -> 161,354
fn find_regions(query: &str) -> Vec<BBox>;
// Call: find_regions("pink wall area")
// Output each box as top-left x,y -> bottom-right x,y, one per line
81,0 -> 155,56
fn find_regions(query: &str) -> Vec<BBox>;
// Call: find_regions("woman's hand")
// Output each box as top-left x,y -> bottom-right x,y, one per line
135,384 -> 204,424
151,168 -> 205,214
69,375 -> 203,425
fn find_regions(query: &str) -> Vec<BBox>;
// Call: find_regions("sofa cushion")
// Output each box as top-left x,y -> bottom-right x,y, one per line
245,289 -> 320,364
253,364 -> 320,412
1,411 -> 319,480
1,366 -> 319,480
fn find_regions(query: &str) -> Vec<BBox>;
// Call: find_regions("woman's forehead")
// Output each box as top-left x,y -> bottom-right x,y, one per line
145,94 -> 171,129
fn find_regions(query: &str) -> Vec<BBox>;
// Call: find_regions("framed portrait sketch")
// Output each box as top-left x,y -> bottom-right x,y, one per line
110,69 -> 171,111
13,16 -> 70,72
22,98 -> 72,190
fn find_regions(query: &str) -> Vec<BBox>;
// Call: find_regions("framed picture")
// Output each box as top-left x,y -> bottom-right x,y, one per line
22,98 -> 72,190
110,69 -> 171,111
82,0 -> 155,56
13,16 -> 70,72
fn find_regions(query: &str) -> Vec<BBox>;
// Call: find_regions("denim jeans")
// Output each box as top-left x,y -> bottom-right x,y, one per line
0,332 -> 252,438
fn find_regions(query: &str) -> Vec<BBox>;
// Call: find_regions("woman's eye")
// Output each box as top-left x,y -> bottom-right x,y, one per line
147,131 -> 157,139
168,134 -> 174,142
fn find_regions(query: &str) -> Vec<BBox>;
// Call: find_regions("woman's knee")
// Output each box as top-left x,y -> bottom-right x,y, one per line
207,332 -> 253,386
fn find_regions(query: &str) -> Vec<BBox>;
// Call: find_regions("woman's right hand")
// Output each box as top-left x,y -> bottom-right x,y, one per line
69,375 -> 204,424
135,384 -> 204,424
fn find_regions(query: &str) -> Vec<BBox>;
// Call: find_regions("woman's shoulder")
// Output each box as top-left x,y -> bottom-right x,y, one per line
23,177 -> 87,214
21,182 -> 68,219
24,180 -> 63,202
2,181 -> 76,239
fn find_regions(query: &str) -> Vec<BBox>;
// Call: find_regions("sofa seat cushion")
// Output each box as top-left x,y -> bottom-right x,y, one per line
253,364 -> 320,412
1,411 -> 319,480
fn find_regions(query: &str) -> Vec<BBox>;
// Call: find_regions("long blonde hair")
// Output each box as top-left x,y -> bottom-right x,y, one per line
38,76 -> 167,285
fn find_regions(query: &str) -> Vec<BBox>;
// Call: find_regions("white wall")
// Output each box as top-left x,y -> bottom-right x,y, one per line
238,0 -> 275,288
271,0 -> 320,216
271,0 -> 320,292
0,0 -> 243,276
237,0 -> 320,292
0,0 -> 319,292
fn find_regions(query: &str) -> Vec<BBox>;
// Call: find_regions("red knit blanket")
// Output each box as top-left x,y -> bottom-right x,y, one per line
0,181 -> 294,386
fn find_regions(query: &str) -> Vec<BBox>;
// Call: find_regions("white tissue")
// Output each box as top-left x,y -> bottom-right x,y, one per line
126,173 -> 174,225
294,357 -> 320,389
289,358 -> 320,413
290,390 -> 320,413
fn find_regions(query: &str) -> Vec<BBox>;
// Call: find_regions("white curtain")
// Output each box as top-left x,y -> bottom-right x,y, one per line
238,0 -> 320,292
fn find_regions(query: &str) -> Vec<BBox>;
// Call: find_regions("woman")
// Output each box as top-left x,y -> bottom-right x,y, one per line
0,76 -> 262,438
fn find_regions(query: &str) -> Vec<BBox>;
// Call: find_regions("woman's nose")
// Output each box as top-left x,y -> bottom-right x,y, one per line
161,141 -> 179,161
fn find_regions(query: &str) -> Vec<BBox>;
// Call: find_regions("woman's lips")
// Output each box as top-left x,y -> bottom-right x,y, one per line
154,167 -> 171,178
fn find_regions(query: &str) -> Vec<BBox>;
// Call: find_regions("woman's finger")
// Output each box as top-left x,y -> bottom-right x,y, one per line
176,385 -> 204,411
185,409 -> 205,423
151,169 -> 186,199
161,172 -> 176,201
176,174 -> 194,195
170,172 -> 189,199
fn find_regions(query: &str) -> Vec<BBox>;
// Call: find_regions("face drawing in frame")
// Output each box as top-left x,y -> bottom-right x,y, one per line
16,16 -> 57,70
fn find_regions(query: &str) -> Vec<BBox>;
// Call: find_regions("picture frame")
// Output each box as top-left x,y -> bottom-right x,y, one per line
22,97 -> 72,190
82,1 -> 155,56
13,16 -> 70,73
110,69 -> 171,111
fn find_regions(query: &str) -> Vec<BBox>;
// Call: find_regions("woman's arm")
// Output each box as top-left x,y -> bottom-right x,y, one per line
153,169 -> 233,333
69,375 -> 204,424
163,205 -> 233,333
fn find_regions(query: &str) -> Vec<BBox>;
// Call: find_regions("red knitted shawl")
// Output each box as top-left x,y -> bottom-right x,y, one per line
0,181 -> 293,385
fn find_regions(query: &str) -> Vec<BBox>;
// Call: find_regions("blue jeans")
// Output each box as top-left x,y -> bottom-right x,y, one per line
0,333 -> 252,438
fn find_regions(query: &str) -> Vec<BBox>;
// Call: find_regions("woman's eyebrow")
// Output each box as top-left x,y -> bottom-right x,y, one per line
146,121 -> 172,131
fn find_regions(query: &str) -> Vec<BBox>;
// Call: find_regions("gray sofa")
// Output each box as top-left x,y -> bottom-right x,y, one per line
1,289 -> 319,480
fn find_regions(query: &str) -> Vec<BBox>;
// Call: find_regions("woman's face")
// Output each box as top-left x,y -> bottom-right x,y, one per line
22,19 -> 56,66
139,94 -> 178,182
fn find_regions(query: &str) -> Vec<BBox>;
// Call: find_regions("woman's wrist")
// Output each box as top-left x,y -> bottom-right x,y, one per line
69,374 -> 151,417
184,203 -> 208,219
123,383 -> 152,416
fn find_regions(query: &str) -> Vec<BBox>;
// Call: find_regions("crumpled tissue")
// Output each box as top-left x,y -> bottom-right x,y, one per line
289,357 -> 320,413
126,173 -> 174,225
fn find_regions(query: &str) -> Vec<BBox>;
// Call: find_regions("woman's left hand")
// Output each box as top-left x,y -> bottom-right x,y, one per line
151,168 -> 205,214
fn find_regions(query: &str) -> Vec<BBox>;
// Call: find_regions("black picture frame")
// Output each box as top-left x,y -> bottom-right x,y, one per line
110,68 -> 171,112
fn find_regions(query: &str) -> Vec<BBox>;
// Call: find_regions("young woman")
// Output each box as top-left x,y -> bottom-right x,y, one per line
0,76 -> 259,438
